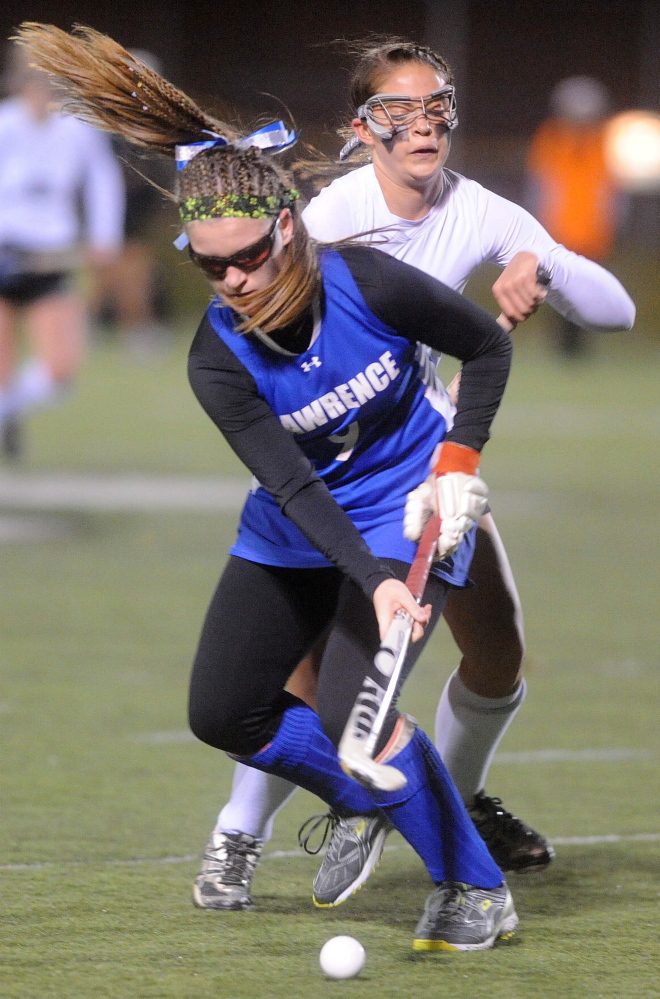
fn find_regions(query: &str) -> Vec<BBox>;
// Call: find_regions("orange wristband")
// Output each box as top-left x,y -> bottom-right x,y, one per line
433,441 -> 480,476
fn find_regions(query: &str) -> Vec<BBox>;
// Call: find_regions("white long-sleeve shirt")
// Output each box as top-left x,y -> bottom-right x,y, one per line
302,165 -> 635,332
0,98 -> 125,254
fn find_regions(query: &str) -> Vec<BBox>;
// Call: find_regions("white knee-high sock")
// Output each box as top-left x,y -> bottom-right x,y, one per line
435,669 -> 526,804
215,763 -> 297,842
3,360 -> 62,419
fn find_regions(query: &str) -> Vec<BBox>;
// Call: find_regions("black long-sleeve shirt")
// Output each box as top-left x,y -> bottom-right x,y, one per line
189,245 -> 511,596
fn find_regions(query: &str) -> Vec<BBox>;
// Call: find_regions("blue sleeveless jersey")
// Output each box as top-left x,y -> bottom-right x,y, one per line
206,251 -> 475,586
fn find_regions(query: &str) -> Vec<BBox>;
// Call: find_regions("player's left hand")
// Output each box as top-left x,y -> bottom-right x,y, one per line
492,251 -> 548,325
403,442 -> 489,559
435,471 -> 488,557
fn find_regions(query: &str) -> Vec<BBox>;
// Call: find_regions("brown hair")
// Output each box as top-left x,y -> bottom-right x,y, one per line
347,38 -> 453,110
14,22 -> 320,333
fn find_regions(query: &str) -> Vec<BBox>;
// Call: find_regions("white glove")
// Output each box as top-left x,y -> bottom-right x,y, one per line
435,472 -> 488,557
403,444 -> 489,558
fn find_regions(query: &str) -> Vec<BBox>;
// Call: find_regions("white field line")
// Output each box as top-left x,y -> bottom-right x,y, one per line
133,732 -> 658,765
2,833 -> 659,872
135,730 -> 198,744
0,471 -> 563,520
0,473 -> 251,512
493,748 -> 656,764
496,403 -> 660,439
549,833 -> 660,846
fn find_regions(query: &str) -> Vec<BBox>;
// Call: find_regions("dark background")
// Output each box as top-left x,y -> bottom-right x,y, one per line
2,0 -> 659,197
2,0 -> 657,324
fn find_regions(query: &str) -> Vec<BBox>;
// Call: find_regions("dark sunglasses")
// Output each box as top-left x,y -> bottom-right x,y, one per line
187,217 -> 280,280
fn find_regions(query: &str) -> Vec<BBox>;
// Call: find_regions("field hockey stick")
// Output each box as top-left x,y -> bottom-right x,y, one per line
338,511 -> 441,792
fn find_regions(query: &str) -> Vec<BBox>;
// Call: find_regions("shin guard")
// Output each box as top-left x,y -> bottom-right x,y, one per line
238,705 -> 378,817
370,726 -> 503,887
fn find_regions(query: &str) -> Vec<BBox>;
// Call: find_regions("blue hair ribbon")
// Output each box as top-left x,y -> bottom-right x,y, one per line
173,121 -> 297,249
175,121 -> 297,171
237,120 -> 297,152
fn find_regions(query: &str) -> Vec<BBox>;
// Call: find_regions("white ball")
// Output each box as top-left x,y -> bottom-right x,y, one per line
319,935 -> 366,979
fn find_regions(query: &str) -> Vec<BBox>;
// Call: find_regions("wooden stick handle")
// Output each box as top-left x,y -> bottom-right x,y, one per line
405,513 -> 441,602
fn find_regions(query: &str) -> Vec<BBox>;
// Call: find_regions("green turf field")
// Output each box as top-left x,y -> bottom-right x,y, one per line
1,326 -> 659,998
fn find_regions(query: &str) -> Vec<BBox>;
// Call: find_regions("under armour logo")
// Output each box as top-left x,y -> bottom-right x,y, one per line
301,356 -> 322,372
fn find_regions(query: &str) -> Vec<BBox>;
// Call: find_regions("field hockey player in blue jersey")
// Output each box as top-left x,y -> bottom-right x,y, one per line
197,37 -> 635,911
20,24 -> 523,951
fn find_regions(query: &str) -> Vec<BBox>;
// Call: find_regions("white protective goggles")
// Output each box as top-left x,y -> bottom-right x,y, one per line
357,85 -> 458,141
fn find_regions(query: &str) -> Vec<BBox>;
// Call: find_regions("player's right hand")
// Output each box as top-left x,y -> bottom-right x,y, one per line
492,250 -> 548,325
372,578 -> 431,643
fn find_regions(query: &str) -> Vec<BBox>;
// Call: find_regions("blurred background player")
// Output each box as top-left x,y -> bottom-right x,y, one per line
91,49 -> 173,362
193,40 -> 635,913
0,42 -> 124,459
527,76 -> 622,357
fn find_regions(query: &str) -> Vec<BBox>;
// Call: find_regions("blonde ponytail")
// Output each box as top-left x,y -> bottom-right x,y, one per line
15,22 -> 321,333
13,22 -> 237,154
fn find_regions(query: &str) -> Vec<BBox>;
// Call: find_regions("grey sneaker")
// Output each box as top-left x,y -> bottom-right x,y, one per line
192,831 -> 263,911
413,880 -> 518,951
298,811 -> 392,908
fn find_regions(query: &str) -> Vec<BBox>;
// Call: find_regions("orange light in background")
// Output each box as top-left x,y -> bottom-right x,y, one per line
604,111 -> 660,191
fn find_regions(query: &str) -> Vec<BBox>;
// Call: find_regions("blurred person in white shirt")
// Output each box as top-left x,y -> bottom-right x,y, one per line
0,43 -> 124,458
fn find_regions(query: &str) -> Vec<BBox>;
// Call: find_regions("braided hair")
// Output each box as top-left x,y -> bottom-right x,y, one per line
180,145 -> 319,332
14,23 -> 320,333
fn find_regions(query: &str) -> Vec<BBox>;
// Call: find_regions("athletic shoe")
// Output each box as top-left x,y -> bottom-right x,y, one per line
298,811 -> 392,908
192,831 -> 263,911
413,880 -> 518,951
469,791 -> 555,872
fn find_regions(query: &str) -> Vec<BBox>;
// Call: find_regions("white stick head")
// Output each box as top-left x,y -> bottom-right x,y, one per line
339,737 -> 408,792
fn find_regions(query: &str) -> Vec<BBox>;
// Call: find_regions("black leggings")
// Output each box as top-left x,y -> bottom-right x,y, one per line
188,556 -> 448,757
